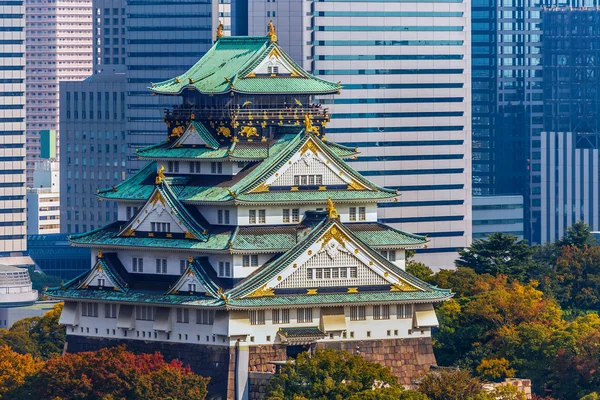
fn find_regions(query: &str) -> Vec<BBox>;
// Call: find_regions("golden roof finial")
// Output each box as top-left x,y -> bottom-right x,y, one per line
267,20 -> 277,42
327,198 -> 339,219
155,165 -> 166,184
216,21 -> 224,39
97,251 -> 103,259
188,256 -> 194,263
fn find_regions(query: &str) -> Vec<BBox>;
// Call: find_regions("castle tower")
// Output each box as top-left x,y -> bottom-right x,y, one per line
47,23 -> 452,399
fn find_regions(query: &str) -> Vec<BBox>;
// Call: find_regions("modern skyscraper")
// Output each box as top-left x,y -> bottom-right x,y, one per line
248,0 -> 472,269
534,8 -> 600,243
0,1 -> 30,265
25,0 -> 93,184
124,1 -> 224,174
59,73 -> 127,234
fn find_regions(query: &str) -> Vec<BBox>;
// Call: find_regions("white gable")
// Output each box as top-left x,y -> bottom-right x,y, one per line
174,123 -> 212,147
251,222 -> 422,295
122,190 -> 190,237
255,138 -> 367,190
169,269 -> 208,294
277,242 -> 389,289
249,48 -> 298,76
78,263 -> 116,289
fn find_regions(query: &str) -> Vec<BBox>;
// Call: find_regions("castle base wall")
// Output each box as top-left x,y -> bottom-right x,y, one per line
66,335 -> 436,399
65,336 -> 235,400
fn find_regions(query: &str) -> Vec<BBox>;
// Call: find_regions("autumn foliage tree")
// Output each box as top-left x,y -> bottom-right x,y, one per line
9,345 -> 208,400
0,345 -> 41,399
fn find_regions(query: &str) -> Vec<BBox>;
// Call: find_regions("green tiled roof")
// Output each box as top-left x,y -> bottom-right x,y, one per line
156,181 -> 210,240
104,130 -> 391,205
229,291 -> 451,308
70,222 -> 233,251
72,219 -> 424,252
45,288 -> 225,307
137,143 -> 230,161
151,36 -> 339,96
278,326 -> 325,338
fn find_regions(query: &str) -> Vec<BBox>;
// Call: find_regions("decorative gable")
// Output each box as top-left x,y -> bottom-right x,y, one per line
168,265 -> 209,295
253,137 -> 367,191
120,188 -> 201,239
243,219 -> 422,298
77,258 -> 119,291
246,47 -> 300,77
171,121 -> 219,149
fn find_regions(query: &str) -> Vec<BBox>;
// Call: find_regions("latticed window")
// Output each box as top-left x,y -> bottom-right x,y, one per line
168,161 -> 179,173
176,308 -> 189,323
349,207 -> 357,221
218,262 -> 231,277
82,303 -> 98,317
180,259 -> 188,274
272,309 -> 290,324
156,259 -> 167,274
292,208 -> 300,223
297,308 -> 313,323
350,306 -> 366,321
249,310 -> 265,325
258,210 -> 266,224
397,304 -> 413,319
132,257 -> 143,272
380,250 -> 396,262
358,207 -> 366,221
188,283 -> 196,292
373,305 -> 390,320
104,303 -> 117,318
249,210 -> 256,224
196,309 -> 214,325
283,209 -> 290,223
135,306 -> 154,321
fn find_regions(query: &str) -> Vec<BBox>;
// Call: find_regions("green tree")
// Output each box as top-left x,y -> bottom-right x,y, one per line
405,261 -> 435,284
553,245 -> 600,310
416,368 -> 483,400
266,348 -> 406,400
557,221 -> 596,249
0,303 -> 65,359
456,233 -> 534,280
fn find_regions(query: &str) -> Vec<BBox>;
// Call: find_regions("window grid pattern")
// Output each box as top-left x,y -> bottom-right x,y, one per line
397,304 -> 413,319
373,305 -> 390,320
272,309 -> 290,324
249,310 -> 265,325
350,305 -> 366,321
297,308 -> 313,323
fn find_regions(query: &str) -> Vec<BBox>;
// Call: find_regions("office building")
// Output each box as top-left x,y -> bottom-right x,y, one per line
48,33 -> 450,398
25,0 -> 93,183
28,233 -> 90,279
59,72 -> 127,234
532,8 -> 600,243
0,1 -> 30,266
27,161 -> 60,234
248,0 -> 472,269
472,195 -> 524,240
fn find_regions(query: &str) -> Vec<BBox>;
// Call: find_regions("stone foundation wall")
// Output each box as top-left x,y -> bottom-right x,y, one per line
65,336 -> 233,400
245,337 -> 436,386
317,337 -> 437,385
66,335 -> 437,399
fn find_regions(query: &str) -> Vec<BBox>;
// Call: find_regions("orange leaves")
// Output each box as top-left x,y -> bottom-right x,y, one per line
0,345 -> 42,399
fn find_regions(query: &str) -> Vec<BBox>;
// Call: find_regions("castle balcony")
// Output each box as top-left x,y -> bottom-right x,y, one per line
163,105 -> 330,127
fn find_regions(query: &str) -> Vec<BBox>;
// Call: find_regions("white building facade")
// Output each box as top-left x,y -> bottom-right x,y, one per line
25,0 -> 93,183
0,1 -> 28,262
538,131 -> 600,243
248,0 -> 472,269
26,161 -> 60,234
472,195 -> 524,240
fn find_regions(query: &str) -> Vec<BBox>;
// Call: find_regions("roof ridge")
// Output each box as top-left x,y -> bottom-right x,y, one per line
158,182 -> 210,241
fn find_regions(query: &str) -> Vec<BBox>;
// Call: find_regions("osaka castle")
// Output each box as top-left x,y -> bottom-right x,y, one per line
48,23 -> 452,399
